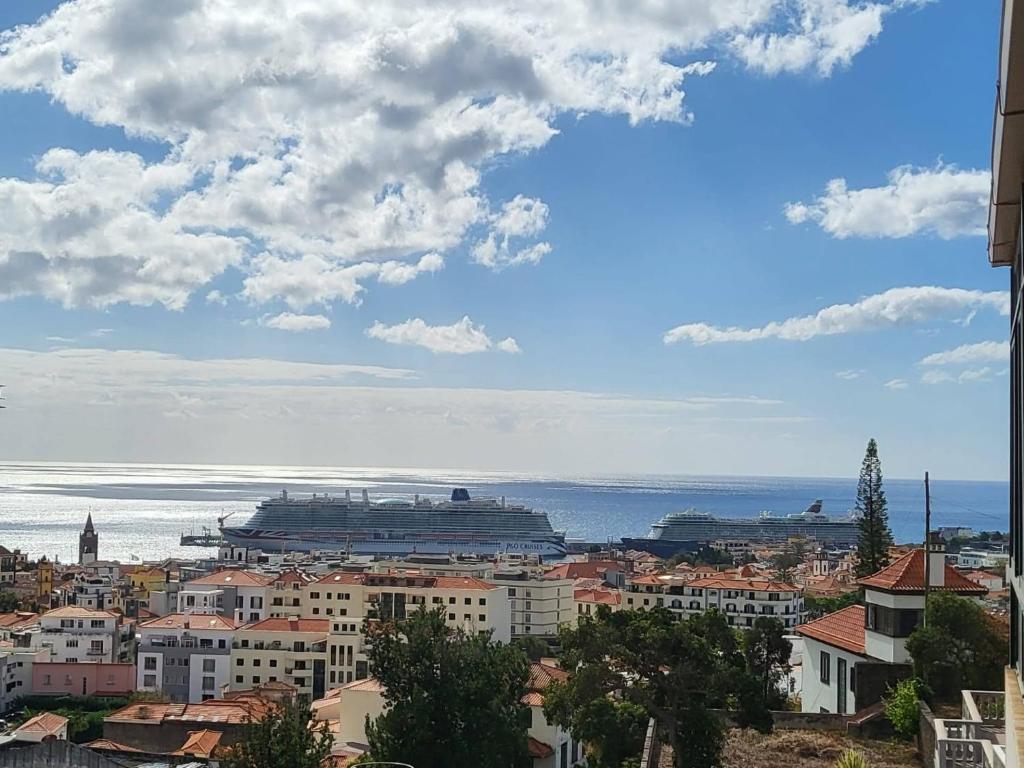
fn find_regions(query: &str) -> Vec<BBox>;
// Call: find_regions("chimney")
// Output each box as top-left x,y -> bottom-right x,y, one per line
927,534 -> 946,588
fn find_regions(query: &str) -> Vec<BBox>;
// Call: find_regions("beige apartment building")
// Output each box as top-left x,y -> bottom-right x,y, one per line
229,617 -> 329,701
489,569 -> 574,639
303,571 -> 511,642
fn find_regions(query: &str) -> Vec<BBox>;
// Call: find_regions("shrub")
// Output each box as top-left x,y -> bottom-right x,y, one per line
884,678 -> 926,740
834,749 -> 869,768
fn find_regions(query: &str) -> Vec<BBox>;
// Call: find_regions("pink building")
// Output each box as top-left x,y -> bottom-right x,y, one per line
32,662 -> 135,697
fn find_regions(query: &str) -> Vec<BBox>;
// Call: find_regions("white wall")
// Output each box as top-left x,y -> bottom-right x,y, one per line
800,637 -> 862,715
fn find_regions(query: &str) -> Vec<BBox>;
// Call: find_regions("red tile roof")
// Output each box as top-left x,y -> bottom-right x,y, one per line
796,605 -> 866,655
43,605 -> 116,619
688,577 -> 799,592
858,550 -> 988,594
84,739 -> 142,753
528,737 -> 555,758
139,613 -> 239,631
527,662 -> 568,691
106,697 -> 271,725
173,729 -> 223,758
187,569 -> 275,587
16,712 -> 68,735
542,561 -> 623,581
239,617 -> 330,633
574,588 -> 621,606
521,691 -> 546,707
0,612 -> 40,630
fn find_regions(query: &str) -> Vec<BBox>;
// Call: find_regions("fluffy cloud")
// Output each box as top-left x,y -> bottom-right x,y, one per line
919,340 -> 1009,367
921,367 -> 994,385
0,0 -> 920,309
366,316 -> 521,355
259,312 -> 332,332
785,163 -> 990,239
835,369 -> 864,380
664,286 -> 1008,345
884,378 -> 909,390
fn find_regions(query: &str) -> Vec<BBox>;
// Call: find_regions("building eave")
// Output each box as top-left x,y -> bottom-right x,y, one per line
990,0 -> 1024,267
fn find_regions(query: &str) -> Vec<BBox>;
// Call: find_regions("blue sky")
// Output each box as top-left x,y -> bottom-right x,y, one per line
0,0 -> 1010,479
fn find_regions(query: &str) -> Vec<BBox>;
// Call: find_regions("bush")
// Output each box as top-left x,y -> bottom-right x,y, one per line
884,678 -> 926,740
834,749 -> 869,768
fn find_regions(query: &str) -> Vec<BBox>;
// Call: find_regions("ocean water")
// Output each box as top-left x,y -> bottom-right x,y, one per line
0,462 -> 1009,563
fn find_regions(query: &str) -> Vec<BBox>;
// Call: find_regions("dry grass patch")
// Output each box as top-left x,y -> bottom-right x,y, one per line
660,729 -> 920,768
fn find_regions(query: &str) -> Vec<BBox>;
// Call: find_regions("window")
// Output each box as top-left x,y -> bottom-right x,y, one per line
143,674 -> 156,687
67,639 -> 79,648
252,675 -> 261,684
270,659 -> 277,668
144,656 -> 157,671
235,675 -> 243,683
478,614 -> 486,622
311,592 -> 320,599
203,659 -> 215,673
236,658 -> 244,666
820,651 -> 831,684
464,597 -> 471,605
448,597 -> 455,604
43,674 -> 51,685
253,658 -> 261,667
202,676 -> 215,691
448,613 -> 456,620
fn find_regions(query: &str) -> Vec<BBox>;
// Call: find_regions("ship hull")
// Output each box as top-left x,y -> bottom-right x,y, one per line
222,527 -> 567,559
619,538 -> 700,557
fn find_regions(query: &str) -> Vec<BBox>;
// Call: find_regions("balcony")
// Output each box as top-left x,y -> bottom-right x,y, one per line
934,690 -> 1006,768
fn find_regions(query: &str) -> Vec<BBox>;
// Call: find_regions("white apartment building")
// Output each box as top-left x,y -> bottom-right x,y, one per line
626,573 -> 805,629
136,613 -> 239,703
179,569 -> 274,623
304,571 -> 511,642
14,606 -> 132,664
71,574 -> 116,611
0,648 -> 49,714
489,569 -> 574,639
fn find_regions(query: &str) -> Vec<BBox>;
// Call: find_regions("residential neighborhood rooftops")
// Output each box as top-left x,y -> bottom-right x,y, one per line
339,677 -> 385,693
42,605 -> 116,619
106,697 -> 271,725
858,550 -> 988,595
687,577 -> 799,592
238,617 -> 330,633
542,560 -> 624,581
574,587 -> 622,606
312,571 -> 498,590
173,729 -> 224,758
795,605 -> 866,656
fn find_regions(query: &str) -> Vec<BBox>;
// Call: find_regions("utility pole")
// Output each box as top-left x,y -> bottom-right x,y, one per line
923,471 -> 931,627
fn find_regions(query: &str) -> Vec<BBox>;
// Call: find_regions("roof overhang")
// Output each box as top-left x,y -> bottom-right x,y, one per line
989,0 -> 1024,266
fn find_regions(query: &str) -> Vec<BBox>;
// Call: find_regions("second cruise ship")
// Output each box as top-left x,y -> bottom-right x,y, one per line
221,488 -> 567,558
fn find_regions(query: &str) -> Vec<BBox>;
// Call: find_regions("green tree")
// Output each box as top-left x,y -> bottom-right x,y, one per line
546,607 -> 773,768
0,591 -> 20,612
803,592 -> 862,620
854,439 -> 894,578
906,592 -> 1007,698
513,635 -> 551,661
362,607 -> 530,768
213,700 -> 332,768
883,678 -> 927,740
742,617 -> 792,713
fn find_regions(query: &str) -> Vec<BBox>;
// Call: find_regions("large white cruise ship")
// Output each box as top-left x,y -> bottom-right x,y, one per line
221,488 -> 567,558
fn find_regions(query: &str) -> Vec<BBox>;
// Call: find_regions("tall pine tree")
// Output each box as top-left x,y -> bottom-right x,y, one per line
854,438 -> 894,578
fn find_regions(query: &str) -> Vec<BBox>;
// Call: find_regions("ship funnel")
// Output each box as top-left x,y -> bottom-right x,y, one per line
501,496 -> 505,508
451,488 -> 470,502
362,489 -> 369,504
282,489 -> 288,501
415,494 -> 420,504
345,490 -> 351,503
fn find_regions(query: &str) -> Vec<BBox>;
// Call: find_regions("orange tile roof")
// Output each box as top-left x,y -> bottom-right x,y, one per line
272,570 -> 313,585
16,712 -> 68,735
312,571 -> 497,590
796,605 -> 866,655
0,611 -> 39,630
688,577 -> 798,592
858,550 -> 988,594
542,561 -> 623,581
107,697 -> 271,725
173,729 -> 223,757
139,613 -> 239,631
527,662 -> 568,691
239,617 -> 330,633
43,605 -> 116,619
187,569 -> 275,587
521,691 -> 546,707
528,737 -> 554,758
574,588 -> 621,606
84,739 -> 142,752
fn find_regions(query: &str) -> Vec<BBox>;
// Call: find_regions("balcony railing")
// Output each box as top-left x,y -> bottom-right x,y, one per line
934,691 -> 1006,768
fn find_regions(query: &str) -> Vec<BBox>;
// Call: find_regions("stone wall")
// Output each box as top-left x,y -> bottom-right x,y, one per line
918,701 -> 937,768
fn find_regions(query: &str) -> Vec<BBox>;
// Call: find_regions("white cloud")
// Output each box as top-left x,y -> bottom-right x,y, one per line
44,336 -> 75,344
496,337 -> 522,354
885,378 -> 909,390
89,328 -> 114,338
0,0 -> 920,309
377,253 -> 445,286
664,286 -> 1008,345
366,316 -> 520,355
785,163 -> 989,239
259,312 -> 332,332
205,290 -> 228,306
919,340 -> 1009,367
922,367 -> 994,385
835,369 -> 864,380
